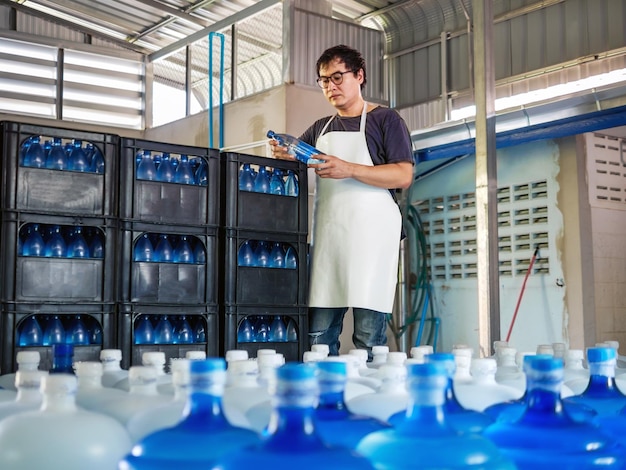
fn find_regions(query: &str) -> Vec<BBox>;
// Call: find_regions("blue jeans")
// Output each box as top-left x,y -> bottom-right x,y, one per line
308,307 -> 388,360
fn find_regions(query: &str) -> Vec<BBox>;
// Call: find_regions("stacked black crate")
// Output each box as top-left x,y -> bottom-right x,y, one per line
220,152 -> 309,362
117,138 -> 220,369
0,121 -> 118,372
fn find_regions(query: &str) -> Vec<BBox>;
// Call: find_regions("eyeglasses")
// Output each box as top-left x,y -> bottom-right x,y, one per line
316,70 -> 356,89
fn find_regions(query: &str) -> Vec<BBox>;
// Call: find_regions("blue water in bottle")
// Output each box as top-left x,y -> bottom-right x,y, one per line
254,316 -> 269,343
174,316 -> 193,344
253,166 -> 270,193
154,234 -> 173,263
156,152 -> 175,182
154,316 -> 174,344
268,242 -> 285,269
285,170 -> 299,197
193,318 -> 206,343
269,316 -> 287,342
193,240 -> 206,264
45,137 -> 67,170
89,144 -> 105,174
50,343 -> 75,374
254,241 -> 270,267
269,168 -> 285,195
286,317 -> 298,342
215,363 -> 375,470
21,224 -> 45,257
266,130 -> 325,165
137,150 -> 157,181
173,235 -> 194,264
134,234 -> 154,262
175,154 -> 195,185
67,315 -> 90,345
285,246 -> 298,269
120,359 -> 260,469
22,136 -> 45,168
90,321 -> 103,345
88,228 -> 104,259
67,226 -> 89,258
134,315 -> 155,345
69,140 -> 90,172
563,346 -> 626,417
239,163 -> 255,192
18,316 -> 43,347
237,240 -> 255,267
44,225 -> 67,258
237,317 -> 255,343
483,355 -> 626,469
195,158 -> 208,186
357,363 -> 515,469
42,315 -> 66,346
314,361 -> 389,449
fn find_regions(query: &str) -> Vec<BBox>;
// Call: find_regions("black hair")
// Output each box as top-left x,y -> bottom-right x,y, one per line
316,45 -> 366,90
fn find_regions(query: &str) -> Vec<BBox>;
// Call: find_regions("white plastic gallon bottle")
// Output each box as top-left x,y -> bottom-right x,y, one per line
0,370 -> 47,421
0,350 -> 41,393
75,361 -> 128,411
100,349 -> 128,388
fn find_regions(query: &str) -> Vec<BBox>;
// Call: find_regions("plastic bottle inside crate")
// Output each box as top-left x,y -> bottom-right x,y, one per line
237,240 -> 255,267
156,152 -> 175,182
236,317 -> 255,343
88,228 -> 104,259
154,234 -> 173,263
121,359 -> 260,468
253,165 -> 270,193
0,370 -> 46,420
134,315 -> 155,345
88,143 -> 105,173
269,168 -> 285,195
195,157 -> 208,186
154,316 -> 174,344
268,242 -> 285,268
174,154 -> 195,185
67,226 -> 89,259
137,150 -> 157,181
134,233 -> 154,262
44,225 -> 67,258
192,317 -> 206,343
45,137 -> 67,170
0,351 -> 41,392
42,314 -> 66,346
286,316 -> 298,342
269,315 -> 287,342
217,363 -> 375,470
238,163 -> 255,192
0,374 -> 132,470
21,223 -> 45,257
18,315 -> 43,347
357,363 -> 515,470
173,315 -> 193,344
101,349 -> 129,388
483,355 -> 626,468
254,241 -> 270,267
193,239 -> 206,264
285,170 -> 299,197
66,315 -> 90,345
22,135 -> 45,168
69,139 -> 90,172
254,316 -> 270,342
173,235 -> 194,264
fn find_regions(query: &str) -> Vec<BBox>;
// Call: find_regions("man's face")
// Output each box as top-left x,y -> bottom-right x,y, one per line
318,58 -> 363,112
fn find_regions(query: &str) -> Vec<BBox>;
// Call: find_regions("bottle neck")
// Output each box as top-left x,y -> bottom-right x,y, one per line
589,361 -> 615,379
78,376 -> 103,389
17,363 -> 39,371
443,378 -> 464,411
179,392 -> 228,428
524,371 -> 566,416
404,385 -> 448,431
102,360 -> 123,372
16,388 -> 42,403
317,379 -> 347,411
42,393 -> 77,412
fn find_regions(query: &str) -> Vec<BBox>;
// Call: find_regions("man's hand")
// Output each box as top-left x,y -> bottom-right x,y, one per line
269,139 -> 296,161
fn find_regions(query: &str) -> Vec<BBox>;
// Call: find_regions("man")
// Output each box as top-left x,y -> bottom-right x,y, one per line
270,45 -> 414,358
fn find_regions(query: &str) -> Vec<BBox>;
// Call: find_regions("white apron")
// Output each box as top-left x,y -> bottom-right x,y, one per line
308,102 -> 402,313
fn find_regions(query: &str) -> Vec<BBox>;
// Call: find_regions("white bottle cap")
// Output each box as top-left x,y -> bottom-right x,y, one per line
451,347 -> 473,358
536,344 -> 554,356
372,346 -> 390,355
410,345 -> 433,360
42,374 -> 77,395
552,343 -> 567,358
142,351 -> 166,366
225,350 -> 249,362
15,370 -> 48,389
349,349 -> 369,363
16,351 -> 41,364
565,349 -> 584,362
129,365 -> 158,385
386,352 -> 407,365
303,351 -> 325,363
75,361 -> 103,377
256,349 -> 276,357
470,358 -> 498,377
100,349 -> 122,362
499,347 -> 517,359
605,340 -> 620,351
170,359 -> 190,387
185,351 -> 206,360
311,344 -> 330,357
258,353 -> 284,369
228,359 -> 259,375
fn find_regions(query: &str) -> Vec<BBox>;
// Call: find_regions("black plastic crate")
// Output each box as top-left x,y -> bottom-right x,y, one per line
118,303 -> 219,369
0,212 -> 116,303
221,305 -> 308,362
119,137 -> 219,226
118,221 -> 218,304
0,302 -> 116,373
220,151 -> 308,233
0,121 -> 118,217
221,228 -> 308,306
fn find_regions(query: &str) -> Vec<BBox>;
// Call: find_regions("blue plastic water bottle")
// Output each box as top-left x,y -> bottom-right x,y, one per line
268,242 -> 285,269
237,317 -> 255,343
67,226 -> 89,258
154,316 -> 174,344
215,363 -> 375,470
357,363 -> 515,469
18,316 -> 43,347
88,228 -> 104,259
89,144 -> 105,174
43,315 -> 66,346
237,240 -> 255,267
67,315 -> 90,345
269,168 -> 285,195
173,235 -> 194,264
266,130 -> 325,165
254,241 -> 270,267
21,224 -> 45,257
120,359 -> 260,468
483,355 -> 626,468
134,234 -> 154,262
253,166 -> 270,193
193,240 -> 206,264
154,234 -> 173,263
134,315 -> 155,345
44,225 -> 67,258
285,170 -> 299,197
254,316 -> 269,343
22,136 -> 45,168
50,343 -> 75,374
195,158 -> 208,186
285,246 -> 298,269
314,361 -> 389,449
269,316 -> 287,342
286,317 -> 298,342
174,316 -> 193,344
69,140 -> 90,172
90,321 -> 103,345
156,152 -> 175,182
45,137 -> 67,170
136,150 -> 157,181
239,163 -> 255,192
563,347 -> 626,417
193,318 -> 206,343
175,154 -> 195,185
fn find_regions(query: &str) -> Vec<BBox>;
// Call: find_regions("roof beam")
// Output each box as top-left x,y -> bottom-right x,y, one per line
132,0 -> 210,27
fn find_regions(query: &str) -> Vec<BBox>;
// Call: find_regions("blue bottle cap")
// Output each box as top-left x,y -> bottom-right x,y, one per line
527,355 -> 563,371
407,362 -> 447,377
587,346 -> 616,363
190,358 -> 226,374
52,343 -> 74,355
276,363 -> 316,381
316,360 -> 347,375
425,352 -> 454,364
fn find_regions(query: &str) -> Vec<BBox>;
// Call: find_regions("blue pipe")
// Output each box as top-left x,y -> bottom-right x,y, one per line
208,32 -> 225,149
